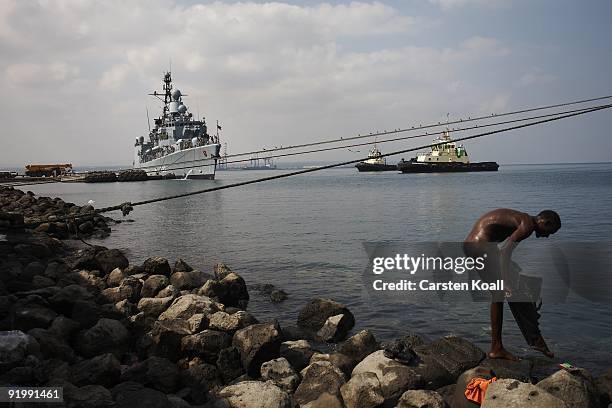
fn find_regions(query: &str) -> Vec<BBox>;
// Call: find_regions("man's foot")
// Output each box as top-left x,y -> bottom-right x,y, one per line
488,347 -> 520,361
533,336 -> 554,358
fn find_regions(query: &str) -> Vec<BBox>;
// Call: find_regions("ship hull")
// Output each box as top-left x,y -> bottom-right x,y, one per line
134,144 -> 220,179
355,163 -> 398,172
398,159 -> 499,173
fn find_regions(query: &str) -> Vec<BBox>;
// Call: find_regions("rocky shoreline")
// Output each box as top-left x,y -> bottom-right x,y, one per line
1,186 -> 611,408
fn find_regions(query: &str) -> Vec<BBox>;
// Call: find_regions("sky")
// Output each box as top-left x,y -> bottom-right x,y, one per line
1,0 -> 611,167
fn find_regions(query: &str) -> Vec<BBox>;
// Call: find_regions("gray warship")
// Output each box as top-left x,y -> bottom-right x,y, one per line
133,72 -> 221,179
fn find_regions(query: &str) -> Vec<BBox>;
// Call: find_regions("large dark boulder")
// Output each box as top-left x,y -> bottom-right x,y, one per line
233,322 -> 283,377
294,361 -> 346,406
111,381 -> 171,408
95,249 -> 128,274
143,256 -> 171,276
63,383 -> 115,408
413,336 -> 485,381
149,319 -> 192,362
120,356 -> 179,393
297,298 -> 354,333
181,329 -> 231,363
280,340 -> 315,372
70,353 -> 121,387
75,318 -> 130,358
141,275 -> 169,298
216,346 -> 245,383
537,369 -> 599,408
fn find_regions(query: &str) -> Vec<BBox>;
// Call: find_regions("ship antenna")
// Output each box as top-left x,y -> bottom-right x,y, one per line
146,107 -> 151,132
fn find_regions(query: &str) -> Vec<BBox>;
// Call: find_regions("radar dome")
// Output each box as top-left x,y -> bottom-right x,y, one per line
178,104 -> 187,113
172,89 -> 182,101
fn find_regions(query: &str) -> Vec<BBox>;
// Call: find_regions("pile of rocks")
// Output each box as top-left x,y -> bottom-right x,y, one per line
0,186 -> 112,238
1,188 -> 611,408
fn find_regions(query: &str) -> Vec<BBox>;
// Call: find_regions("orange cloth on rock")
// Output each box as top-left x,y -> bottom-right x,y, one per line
464,376 -> 497,405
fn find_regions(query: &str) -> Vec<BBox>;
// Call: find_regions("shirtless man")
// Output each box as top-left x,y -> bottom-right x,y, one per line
464,208 -> 561,361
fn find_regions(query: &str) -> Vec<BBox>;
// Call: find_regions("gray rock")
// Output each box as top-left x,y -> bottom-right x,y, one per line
159,294 -> 222,321
28,328 -> 76,362
120,356 -> 179,393
295,361 -> 346,406
181,329 -> 232,362
187,313 -> 208,333
310,352 -> 355,378
174,258 -> 193,273
233,322 -> 283,377
156,284 -> 179,299
170,270 -> 211,290
396,389 -> 446,408
11,301 -> 57,331
95,249 -> 129,275
316,313 -> 353,342
71,353 -> 121,387
537,369 -> 599,408
337,329 -> 379,365
63,383 -> 115,408
217,273 -> 250,309
209,311 -> 258,333
352,350 -> 423,404
261,357 -> 300,393
280,339 -> 315,371
143,256 -> 171,276
481,357 -> 533,382
107,267 -> 126,287
297,298 -> 355,333
216,346 -> 245,383
340,371 -> 384,408
269,289 -> 288,303
213,263 -> 233,280
141,275 -> 170,298
218,380 -> 290,408
49,315 -> 80,340
413,336 -> 485,381
137,296 -> 174,318
112,381 -> 171,408
0,330 -> 40,367
150,319 -> 192,361
76,318 -> 130,358
482,378 -> 568,408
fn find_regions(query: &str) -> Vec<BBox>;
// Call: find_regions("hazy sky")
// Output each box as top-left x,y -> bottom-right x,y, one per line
1,0 -> 611,167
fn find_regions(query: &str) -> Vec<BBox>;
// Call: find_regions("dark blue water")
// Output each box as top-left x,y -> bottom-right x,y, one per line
23,163 -> 612,374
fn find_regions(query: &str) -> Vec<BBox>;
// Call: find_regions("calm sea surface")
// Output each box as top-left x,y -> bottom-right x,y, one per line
23,163 -> 612,374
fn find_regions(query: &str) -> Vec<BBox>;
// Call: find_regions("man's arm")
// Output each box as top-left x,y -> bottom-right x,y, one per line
499,214 -> 534,292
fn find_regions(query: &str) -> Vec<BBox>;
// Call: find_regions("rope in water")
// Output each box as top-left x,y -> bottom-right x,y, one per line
18,102 -> 612,228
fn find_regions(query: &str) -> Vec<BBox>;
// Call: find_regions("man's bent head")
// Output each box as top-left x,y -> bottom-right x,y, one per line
535,210 -> 561,237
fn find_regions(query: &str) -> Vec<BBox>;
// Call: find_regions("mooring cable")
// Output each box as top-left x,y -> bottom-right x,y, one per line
19,102 -> 612,228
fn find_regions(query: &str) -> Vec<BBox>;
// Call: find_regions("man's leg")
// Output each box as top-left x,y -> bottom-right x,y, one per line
508,301 -> 554,358
489,301 -> 520,360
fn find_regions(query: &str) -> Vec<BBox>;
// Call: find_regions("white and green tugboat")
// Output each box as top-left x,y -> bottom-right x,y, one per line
133,72 -> 221,179
398,130 -> 498,173
355,145 -> 398,172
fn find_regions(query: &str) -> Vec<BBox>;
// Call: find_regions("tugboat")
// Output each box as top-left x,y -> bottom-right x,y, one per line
356,145 -> 398,172
133,72 -> 221,179
397,130 -> 498,173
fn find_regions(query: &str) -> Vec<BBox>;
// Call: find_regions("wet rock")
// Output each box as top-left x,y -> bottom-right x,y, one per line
121,356 -> 179,393
159,294 -> 222,321
174,258 -> 193,273
0,330 -> 40,367
209,311 -> 258,333
141,275 -> 170,298
310,352 -> 355,378
537,369 -> 599,408
481,357 -> 533,382
150,319 -> 192,362
295,361 -> 346,406
76,318 -> 130,358
337,329 -> 379,365
137,296 -> 174,318
233,322 -> 283,377
107,267 -> 126,287
71,353 -> 121,387
112,381 -> 171,408
216,346 -> 246,383
482,378 -> 568,408
213,263 -> 233,280
171,270 -> 211,290
352,350 -> 423,404
340,371 -> 384,408
63,383 -> 115,408
95,249 -> 129,274
261,357 -> 300,393
297,298 -> 355,333
381,333 -> 424,365
181,329 -> 231,362
269,289 -> 288,303
143,256 -> 171,276
413,336 -> 485,381
218,273 -> 250,309
280,339 -> 315,371
218,380 -> 291,408
396,389 -> 446,408
316,313 -> 354,342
